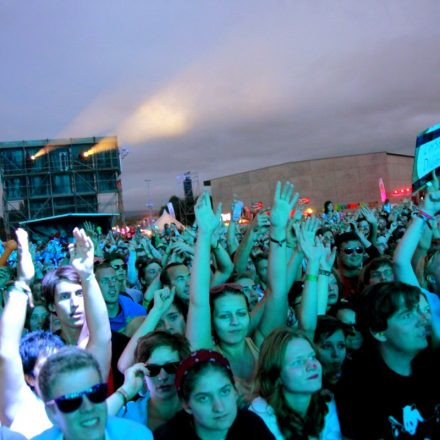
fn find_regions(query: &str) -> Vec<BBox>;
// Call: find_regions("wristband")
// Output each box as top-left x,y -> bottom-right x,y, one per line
83,273 -> 96,282
115,388 -> 130,406
418,209 -> 434,221
318,269 -> 331,277
305,274 -> 318,282
270,237 -> 286,247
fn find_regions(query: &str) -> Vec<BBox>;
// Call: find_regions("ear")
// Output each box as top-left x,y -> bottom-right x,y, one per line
44,403 -> 58,426
24,374 -> 36,388
182,401 -> 192,415
371,329 -> 386,342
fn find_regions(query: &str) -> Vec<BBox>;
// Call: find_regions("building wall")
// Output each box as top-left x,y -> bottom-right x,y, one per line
209,152 -> 413,213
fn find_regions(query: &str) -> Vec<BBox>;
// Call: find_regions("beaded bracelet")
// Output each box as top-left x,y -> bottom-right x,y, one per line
318,269 -> 332,277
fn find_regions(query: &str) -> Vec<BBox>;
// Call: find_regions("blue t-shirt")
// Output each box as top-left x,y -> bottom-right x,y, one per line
110,295 -> 146,332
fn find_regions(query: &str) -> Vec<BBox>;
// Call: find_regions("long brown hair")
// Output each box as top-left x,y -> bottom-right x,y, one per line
256,328 -> 331,440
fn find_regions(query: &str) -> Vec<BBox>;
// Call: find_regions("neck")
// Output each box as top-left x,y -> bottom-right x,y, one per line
106,301 -> 120,318
219,338 -> 247,356
339,265 -> 360,278
194,424 -> 228,440
149,393 -> 181,417
283,390 -> 312,418
60,325 -> 81,345
379,345 -> 416,376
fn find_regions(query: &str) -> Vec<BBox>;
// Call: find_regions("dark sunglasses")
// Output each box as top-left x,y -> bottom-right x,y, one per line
210,283 -> 243,295
145,361 -> 180,377
342,247 -> 364,255
46,383 -> 107,413
111,263 -> 126,270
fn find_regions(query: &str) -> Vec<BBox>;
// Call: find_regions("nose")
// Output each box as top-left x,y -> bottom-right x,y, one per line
157,367 -> 168,381
79,396 -> 95,413
230,314 -> 239,326
212,396 -> 225,413
305,357 -> 319,371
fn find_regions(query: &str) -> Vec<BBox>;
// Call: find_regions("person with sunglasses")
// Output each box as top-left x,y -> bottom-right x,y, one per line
0,228 -> 111,438
108,330 -> 191,431
33,346 -> 152,440
334,232 -> 368,299
186,183 -> 298,403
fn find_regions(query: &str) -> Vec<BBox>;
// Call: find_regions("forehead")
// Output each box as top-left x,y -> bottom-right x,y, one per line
319,329 -> 345,343
164,303 -> 181,316
214,293 -> 248,312
191,368 -> 232,395
95,267 -> 116,279
146,262 -> 161,271
55,280 -> 82,296
284,338 -> 314,362
167,265 -> 189,279
341,240 -> 361,249
50,367 -> 100,400
371,263 -> 392,272
148,346 -> 179,364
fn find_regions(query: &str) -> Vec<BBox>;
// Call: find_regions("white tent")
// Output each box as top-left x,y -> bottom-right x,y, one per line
154,212 -> 185,232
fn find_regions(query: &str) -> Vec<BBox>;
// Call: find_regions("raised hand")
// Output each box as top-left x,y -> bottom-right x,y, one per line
68,227 -> 94,279
293,218 -> 323,263
360,206 -> 377,225
120,362 -> 150,399
421,171 -> 440,216
15,228 -> 35,284
270,181 -> 299,228
194,192 -> 221,235
152,286 -> 175,316
319,239 -> 336,271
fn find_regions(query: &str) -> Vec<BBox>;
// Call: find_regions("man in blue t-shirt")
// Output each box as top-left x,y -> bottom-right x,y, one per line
95,263 -> 146,337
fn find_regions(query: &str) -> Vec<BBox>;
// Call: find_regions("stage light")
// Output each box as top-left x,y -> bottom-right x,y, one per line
30,155 -> 36,160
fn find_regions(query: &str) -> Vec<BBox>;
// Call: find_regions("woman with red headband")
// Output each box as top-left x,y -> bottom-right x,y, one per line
185,184 -> 298,402
154,349 -> 275,440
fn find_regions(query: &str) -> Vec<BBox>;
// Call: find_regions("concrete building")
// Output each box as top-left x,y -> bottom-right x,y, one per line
206,152 -> 414,214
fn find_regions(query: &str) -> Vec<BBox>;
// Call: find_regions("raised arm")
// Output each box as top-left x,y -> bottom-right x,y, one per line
15,229 -> 34,284
0,230 -> 33,424
185,192 -> 219,350
233,213 -> 269,275
210,215 -> 234,286
69,227 -> 112,379
294,219 -> 323,340
253,181 -> 298,347
394,173 -> 440,287
118,287 -> 175,373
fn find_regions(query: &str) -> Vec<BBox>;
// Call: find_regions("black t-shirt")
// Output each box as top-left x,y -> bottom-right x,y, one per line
335,348 -> 440,439
154,409 -> 275,440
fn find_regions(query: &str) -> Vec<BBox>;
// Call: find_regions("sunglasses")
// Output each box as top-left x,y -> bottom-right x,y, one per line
342,247 -> 364,255
46,383 -> 107,413
111,263 -> 126,270
145,361 -> 180,377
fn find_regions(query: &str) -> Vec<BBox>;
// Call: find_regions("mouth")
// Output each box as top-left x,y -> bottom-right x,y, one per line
307,374 -> 319,380
214,413 -> 229,421
157,385 -> 174,393
80,417 -> 100,428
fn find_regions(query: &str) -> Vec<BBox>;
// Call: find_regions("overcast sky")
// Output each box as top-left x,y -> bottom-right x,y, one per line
1,0 -> 440,212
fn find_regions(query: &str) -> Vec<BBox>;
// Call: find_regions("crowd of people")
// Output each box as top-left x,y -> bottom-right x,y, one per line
0,173 -> 439,439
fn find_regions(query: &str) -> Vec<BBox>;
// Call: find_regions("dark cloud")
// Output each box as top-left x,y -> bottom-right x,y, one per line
1,1 -> 440,212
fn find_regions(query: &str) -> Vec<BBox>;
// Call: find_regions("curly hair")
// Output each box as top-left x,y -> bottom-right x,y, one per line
256,327 -> 331,440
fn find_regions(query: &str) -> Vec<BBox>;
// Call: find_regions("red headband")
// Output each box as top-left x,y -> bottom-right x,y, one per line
174,349 -> 233,394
